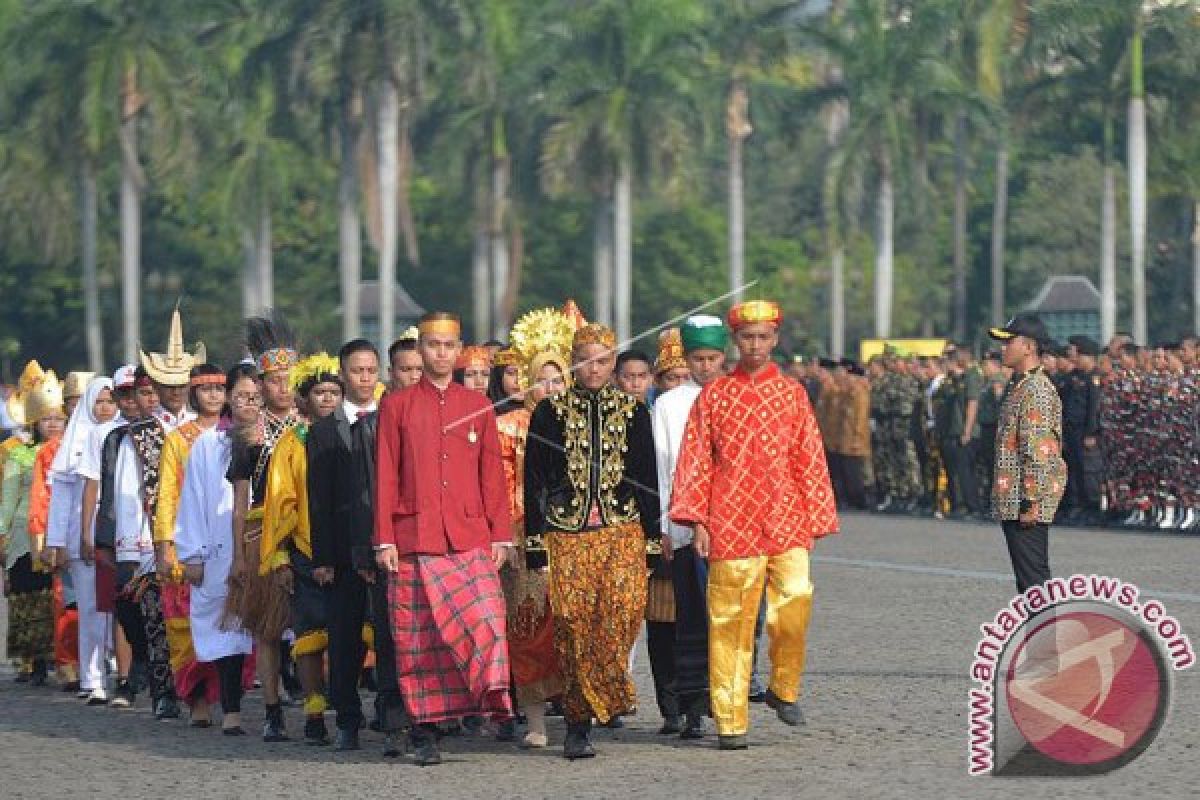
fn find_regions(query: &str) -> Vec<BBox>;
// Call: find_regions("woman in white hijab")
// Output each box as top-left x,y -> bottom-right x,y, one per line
45,375 -> 118,702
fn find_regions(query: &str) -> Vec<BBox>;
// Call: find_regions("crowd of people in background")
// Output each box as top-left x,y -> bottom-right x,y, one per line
794,334 -> 1200,532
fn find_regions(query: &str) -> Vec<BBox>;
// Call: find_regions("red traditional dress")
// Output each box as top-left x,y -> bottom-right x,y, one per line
28,438 -> 79,684
374,376 -> 513,725
496,407 -> 562,708
671,361 -> 838,738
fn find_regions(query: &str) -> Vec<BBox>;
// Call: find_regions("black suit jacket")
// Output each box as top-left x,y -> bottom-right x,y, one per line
93,424 -> 130,551
307,406 -> 369,570
349,412 -> 378,572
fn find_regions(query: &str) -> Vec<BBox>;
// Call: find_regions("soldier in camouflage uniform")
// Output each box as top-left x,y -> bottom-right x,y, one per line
870,354 -> 922,512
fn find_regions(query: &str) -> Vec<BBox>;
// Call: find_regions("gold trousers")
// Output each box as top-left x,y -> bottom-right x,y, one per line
708,546 -> 813,736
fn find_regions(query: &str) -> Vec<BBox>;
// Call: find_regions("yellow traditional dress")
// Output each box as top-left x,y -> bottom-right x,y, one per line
155,420 -> 220,705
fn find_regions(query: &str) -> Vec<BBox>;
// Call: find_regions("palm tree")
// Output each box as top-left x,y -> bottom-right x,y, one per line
798,0 -> 958,339
0,10 -> 106,370
541,0 -> 706,344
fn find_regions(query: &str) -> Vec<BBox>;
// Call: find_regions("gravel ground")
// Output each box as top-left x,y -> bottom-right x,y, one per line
1,513 -> 1196,799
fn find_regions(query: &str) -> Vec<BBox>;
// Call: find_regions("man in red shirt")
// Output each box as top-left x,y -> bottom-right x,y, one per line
373,311 -> 514,766
670,300 -> 838,750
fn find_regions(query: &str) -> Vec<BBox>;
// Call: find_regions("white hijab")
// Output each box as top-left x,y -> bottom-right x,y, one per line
50,375 -> 114,478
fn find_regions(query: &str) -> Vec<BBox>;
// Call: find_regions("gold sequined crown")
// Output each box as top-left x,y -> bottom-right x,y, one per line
508,308 -> 578,392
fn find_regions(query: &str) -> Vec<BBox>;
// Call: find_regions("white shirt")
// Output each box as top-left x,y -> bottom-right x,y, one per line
156,407 -> 196,432
111,436 -> 154,571
342,399 -> 377,420
652,380 -> 703,550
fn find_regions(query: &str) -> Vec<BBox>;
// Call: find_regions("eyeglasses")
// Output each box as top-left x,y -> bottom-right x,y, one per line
231,393 -> 262,406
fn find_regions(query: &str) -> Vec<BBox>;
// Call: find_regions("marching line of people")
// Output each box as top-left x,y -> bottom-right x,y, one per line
1,297 -> 839,765
798,333 -> 1199,532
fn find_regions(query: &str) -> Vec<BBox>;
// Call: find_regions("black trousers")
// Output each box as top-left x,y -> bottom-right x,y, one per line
827,453 -> 868,509
1001,520 -> 1051,593
370,571 -> 407,732
216,654 -> 245,713
646,620 -> 678,719
944,438 -> 984,514
328,567 -> 370,731
669,546 -> 709,717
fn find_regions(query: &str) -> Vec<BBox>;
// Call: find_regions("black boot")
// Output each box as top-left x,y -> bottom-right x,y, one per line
334,726 -> 361,751
154,693 -> 181,720
30,659 -> 48,687
409,724 -> 442,766
563,721 -> 596,760
263,702 -> 289,742
680,713 -> 707,740
304,715 -> 331,746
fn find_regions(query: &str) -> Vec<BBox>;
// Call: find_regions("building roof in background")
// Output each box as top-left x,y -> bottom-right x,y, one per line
1025,275 -> 1102,313
354,281 -> 425,319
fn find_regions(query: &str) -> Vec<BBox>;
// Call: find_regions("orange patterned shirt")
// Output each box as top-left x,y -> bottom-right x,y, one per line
669,363 -> 838,560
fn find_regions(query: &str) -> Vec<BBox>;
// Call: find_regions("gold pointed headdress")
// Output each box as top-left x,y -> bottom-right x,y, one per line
63,371 -> 96,400
140,308 -> 206,387
6,360 -> 65,427
508,307 -> 578,392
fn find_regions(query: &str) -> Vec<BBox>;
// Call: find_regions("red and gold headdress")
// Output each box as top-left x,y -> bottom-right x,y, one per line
456,345 -> 492,371
655,329 -> 687,375
492,347 -> 521,368
572,322 -> 616,351
728,300 -> 782,330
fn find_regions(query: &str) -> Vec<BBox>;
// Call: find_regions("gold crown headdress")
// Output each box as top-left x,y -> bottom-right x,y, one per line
140,308 -> 207,387
6,360 -> 65,427
508,307 -> 578,392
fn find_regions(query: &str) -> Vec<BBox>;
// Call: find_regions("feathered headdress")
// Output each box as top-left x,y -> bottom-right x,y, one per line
288,353 -> 341,396
245,313 -> 298,375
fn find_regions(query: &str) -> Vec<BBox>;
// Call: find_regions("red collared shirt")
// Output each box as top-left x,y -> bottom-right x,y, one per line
669,362 -> 838,560
374,376 -> 512,555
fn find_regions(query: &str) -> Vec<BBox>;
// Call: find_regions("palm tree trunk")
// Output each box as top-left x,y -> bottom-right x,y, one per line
118,85 -> 142,364
1128,30 -> 1147,344
952,113 -> 968,341
727,80 -> 751,303
503,214 -> 524,329
472,219 -> 489,342
990,139 -> 1009,327
242,225 -> 259,317
874,151 -> 894,339
830,245 -> 845,358
397,117 -> 420,268
80,162 -> 103,373
593,196 -> 614,327
614,155 -> 633,345
1101,117 -> 1117,345
377,79 -> 400,351
257,201 -> 273,310
1193,199 -> 1200,338
338,114 -> 362,342
489,153 -> 511,338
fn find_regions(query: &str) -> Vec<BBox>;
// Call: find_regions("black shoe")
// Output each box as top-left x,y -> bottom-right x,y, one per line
304,716 -> 331,746
110,680 -> 135,709
680,714 -> 707,740
563,722 -> 596,760
382,733 -> 403,758
764,689 -> 805,726
14,671 -> 30,684
263,703 -> 289,742
546,700 -> 564,717
495,718 -> 517,742
154,695 -> 181,720
222,726 -> 246,736
602,715 -> 624,729
461,715 -> 484,736
409,727 -> 442,766
334,727 -> 361,751
61,681 -> 81,693
718,734 -> 749,750
747,688 -> 767,703
658,715 -> 682,735
368,717 -> 382,733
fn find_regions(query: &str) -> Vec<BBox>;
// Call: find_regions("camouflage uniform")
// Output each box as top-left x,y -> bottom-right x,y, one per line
870,368 -> 922,506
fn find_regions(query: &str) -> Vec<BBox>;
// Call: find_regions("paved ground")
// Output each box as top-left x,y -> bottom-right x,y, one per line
1,514 -> 1197,799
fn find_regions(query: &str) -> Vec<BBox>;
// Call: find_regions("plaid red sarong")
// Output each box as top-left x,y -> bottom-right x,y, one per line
386,547 -> 513,725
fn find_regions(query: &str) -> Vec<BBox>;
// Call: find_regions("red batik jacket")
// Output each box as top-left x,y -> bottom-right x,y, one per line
669,362 -> 838,560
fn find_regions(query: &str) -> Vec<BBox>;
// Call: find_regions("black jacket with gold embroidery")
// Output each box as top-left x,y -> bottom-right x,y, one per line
523,385 -> 659,540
